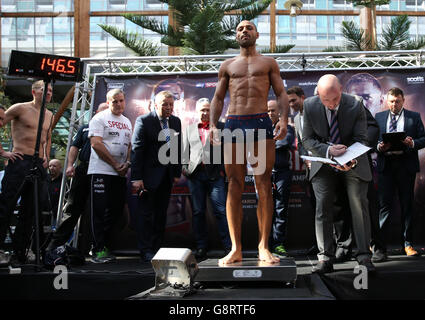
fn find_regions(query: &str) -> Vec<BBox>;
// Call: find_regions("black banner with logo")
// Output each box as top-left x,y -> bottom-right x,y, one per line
93,68 -> 425,252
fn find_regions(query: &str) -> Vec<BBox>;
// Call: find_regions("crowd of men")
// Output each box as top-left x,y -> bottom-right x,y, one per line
0,21 -> 424,275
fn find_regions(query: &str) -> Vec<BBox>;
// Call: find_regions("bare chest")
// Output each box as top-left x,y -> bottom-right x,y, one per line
227,57 -> 271,80
14,108 -> 51,132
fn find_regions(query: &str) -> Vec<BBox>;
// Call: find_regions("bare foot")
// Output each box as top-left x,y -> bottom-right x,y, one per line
258,248 -> 280,263
218,250 -> 242,265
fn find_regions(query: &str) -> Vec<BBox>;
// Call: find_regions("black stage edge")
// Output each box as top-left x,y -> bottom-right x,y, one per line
1,249 -> 425,300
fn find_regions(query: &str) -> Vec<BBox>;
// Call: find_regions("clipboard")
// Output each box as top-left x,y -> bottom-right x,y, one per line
382,131 -> 407,151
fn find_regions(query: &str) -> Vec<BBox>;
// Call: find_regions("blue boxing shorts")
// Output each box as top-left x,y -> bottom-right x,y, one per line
223,113 -> 274,143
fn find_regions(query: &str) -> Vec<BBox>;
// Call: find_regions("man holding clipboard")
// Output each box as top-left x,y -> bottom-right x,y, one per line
375,87 -> 425,258
302,75 -> 374,274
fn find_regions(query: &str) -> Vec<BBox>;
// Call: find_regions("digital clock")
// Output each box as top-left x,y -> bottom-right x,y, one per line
8,50 -> 84,82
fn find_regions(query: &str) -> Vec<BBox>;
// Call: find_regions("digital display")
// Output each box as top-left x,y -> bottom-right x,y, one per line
8,50 -> 84,82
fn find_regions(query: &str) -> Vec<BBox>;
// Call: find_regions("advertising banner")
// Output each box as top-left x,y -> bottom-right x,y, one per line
93,68 -> 425,251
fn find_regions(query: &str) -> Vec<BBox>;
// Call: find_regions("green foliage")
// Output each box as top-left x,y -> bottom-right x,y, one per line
322,46 -> 343,52
345,0 -> 391,8
101,0 -> 273,55
379,15 -> 411,50
341,20 -> 372,51
260,44 -> 295,54
98,24 -> 160,56
324,15 -> 425,53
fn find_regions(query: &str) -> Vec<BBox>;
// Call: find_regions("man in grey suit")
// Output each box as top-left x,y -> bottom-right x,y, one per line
182,98 -> 231,260
302,74 -> 375,274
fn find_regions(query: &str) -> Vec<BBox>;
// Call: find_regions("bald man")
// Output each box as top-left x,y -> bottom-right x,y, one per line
302,74 -> 375,274
210,20 -> 289,265
48,159 -> 63,222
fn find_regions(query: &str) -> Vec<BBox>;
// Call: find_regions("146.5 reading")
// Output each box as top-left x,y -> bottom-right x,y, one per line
40,57 -> 77,74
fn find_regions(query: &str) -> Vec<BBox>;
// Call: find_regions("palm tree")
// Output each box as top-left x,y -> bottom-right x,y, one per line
99,0 -> 273,56
324,15 -> 425,52
345,0 -> 391,49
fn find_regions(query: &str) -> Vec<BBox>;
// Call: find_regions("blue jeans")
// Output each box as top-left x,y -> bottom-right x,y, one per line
187,169 -> 231,250
270,169 -> 293,249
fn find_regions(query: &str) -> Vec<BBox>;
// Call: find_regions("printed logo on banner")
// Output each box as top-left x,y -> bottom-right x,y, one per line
406,76 -> 424,84
298,81 -> 317,87
107,82 -> 125,89
196,82 -> 217,88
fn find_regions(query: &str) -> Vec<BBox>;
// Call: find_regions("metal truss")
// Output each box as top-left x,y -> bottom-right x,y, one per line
57,49 -> 425,247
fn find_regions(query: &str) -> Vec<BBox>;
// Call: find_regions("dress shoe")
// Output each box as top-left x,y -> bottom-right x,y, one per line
334,248 -> 352,263
195,248 -> 207,260
371,250 -> 387,263
358,259 -> 376,274
405,246 -> 420,257
312,260 -> 334,274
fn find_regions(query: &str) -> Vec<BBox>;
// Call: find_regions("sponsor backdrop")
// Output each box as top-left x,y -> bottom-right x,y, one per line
92,68 -> 425,252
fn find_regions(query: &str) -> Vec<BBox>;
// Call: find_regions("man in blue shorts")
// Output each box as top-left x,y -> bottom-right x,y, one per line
210,20 -> 289,265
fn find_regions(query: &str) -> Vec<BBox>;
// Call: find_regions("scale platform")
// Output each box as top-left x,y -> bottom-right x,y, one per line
195,257 -> 297,284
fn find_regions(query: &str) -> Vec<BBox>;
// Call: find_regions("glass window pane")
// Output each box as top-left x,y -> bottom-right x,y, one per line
35,17 -> 53,54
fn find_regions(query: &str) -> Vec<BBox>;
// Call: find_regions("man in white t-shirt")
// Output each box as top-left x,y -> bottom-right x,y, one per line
88,89 -> 132,263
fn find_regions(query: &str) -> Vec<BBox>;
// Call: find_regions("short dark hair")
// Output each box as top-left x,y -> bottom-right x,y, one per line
387,87 -> 404,99
0,105 -> 5,111
345,73 -> 382,92
287,86 -> 305,97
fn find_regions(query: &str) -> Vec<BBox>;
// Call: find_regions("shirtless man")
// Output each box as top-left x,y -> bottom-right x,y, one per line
210,20 -> 289,265
0,80 -> 54,264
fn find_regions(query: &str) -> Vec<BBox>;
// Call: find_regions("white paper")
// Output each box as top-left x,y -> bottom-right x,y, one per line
333,142 -> 370,165
300,142 -> 371,166
301,155 -> 337,165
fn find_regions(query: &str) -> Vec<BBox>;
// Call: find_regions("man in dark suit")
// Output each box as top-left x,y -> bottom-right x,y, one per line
182,98 -> 231,260
302,74 -> 374,274
374,87 -> 425,259
131,90 -> 182,262
267,100 -> 294,257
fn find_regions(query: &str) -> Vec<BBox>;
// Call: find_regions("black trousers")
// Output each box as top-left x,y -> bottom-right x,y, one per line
48,162 -> 90,249
0,155 -> 49,254
90,174 -> 127,253
136,172 -> 172,257
378,157 -> 416,249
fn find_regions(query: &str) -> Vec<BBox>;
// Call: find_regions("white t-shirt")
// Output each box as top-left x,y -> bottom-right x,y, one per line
87,109 -> 132,175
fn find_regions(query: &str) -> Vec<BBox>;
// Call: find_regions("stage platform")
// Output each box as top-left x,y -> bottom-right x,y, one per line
1,248 -> 425,301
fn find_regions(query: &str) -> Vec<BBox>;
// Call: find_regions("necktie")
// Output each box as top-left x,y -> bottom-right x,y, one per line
161,118 -> 170,144
390,114 -> 398,133
329,110 -> 341,144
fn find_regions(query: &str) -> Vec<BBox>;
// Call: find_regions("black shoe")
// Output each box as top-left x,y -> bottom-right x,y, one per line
334,249 -> 352,263
312,260 -> 334,274
358,258 -> 376,274
195,248 -> 207,260
372,250 -> 387,263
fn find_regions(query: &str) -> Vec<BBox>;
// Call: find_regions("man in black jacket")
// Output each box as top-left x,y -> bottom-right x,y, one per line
131,91 -> 182,262
267,100 -> 295,257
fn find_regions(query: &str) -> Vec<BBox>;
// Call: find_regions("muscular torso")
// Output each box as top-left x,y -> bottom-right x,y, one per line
225,55 -> 273,115
9,102 -> 53,157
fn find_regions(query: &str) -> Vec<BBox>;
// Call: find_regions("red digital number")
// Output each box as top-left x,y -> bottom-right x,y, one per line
41,56 -> 77,75
56,59 -> 66,72
46,58 -> 56,71
41,57 -> 46,70
67,59 -> 76,74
